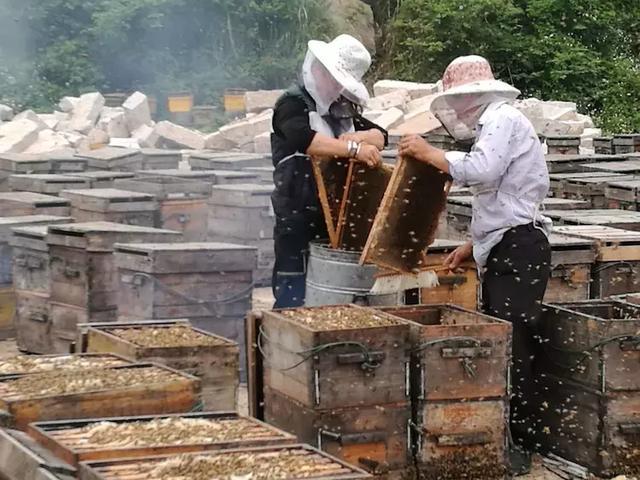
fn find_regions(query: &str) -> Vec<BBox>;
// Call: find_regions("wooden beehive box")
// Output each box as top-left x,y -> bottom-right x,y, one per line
60,188 -> 158,227
46,222 -> 181,352
0,153 -> 50,175
561,173 -> 634,208
264,385 -> 410,474
28,412 -> 296,468
0,353 -> 132,378
544,153 -> 617,174
9,174 -> 91,195
593,137 -> 613,155
188,152 -> 267,171
262,304 -> 411,410
613,134 -> 640,154
0,363 -> 200,430
85,322 -> 240,410
337,162 -> 393,252
546,208 -> 640,231
0,192 -> 70,217
521,372 -> 640,477
554,225 -> 640,298
546,135 -> 580,155
362,155 -> 450,273
311,156 -> 351,247
75,147 -> 143,172
377,304 -> 510,479
546,232 -> 596,303
605,178 -> 640,210
136,168 -> 260,184
46,149 -> 88,173
208,184 -> 275,240
583,159 -> 640,174
79,444 -> 371,480
114,177 -> 211,240
140,148 -> 181,170
418,239 -> 479,310
73,171 -> 136,189
242,166 -> 275,184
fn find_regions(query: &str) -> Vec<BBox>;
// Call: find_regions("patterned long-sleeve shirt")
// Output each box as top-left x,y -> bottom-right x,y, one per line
445,101 -> 551,270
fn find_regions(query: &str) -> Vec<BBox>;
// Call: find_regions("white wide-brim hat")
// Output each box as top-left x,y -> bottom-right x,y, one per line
307,34 -> 372,106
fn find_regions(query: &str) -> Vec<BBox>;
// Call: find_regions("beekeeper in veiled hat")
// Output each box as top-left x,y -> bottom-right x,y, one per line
270,34 -> 388,309
398,55 -> 552,474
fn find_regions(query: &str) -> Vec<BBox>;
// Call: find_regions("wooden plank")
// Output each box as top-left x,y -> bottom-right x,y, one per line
113,177 -> 211,199
362,155 -> 450,273
311,156 -> 351,248
246,310 -> 264,420
60,189 -> 157,213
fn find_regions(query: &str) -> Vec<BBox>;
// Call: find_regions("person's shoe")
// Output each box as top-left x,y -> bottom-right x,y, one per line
510,446 -> 532,476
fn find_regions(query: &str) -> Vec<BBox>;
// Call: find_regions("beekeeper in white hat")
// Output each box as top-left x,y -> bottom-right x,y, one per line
398,55 -> 552,474
270,34 -> 387,309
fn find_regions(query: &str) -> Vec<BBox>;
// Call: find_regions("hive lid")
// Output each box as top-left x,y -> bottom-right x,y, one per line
9,174 -> 87,184
583,160 -> 640,173
546,209 -> 640,225
73,171 -> 136,181
0,216 -> 73,242
113,177 -> 211,199
0,192 -> 69,207
140,148 -> 182,157
209,183 -> 274,207
605,178 -> 640,189
75,147 -> 140,161
114,241 -> 258,273
60,188 -> 156,212
46,222 -> 180,251
0,153 -> 50,172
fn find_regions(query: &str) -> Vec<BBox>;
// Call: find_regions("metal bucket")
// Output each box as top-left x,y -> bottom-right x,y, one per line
305,241 -> 401,307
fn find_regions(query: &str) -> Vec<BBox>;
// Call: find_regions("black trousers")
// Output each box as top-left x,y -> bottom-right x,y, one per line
481,224 -> 551,438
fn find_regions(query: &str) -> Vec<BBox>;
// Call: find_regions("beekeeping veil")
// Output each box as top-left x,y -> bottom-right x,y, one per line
430,55 -> 521,141
302,34 -> 371,117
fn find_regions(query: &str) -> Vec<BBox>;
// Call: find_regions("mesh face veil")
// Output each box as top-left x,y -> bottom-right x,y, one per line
302,51 -> 343,116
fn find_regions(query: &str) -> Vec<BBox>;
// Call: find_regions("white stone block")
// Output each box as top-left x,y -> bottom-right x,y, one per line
253,131 -> 272,154
373,80 -> 438,99
373,107 -> 404,130
154,121 -> 206,150
219,109 -> 273,147
14,110 -> 49,131
70,92 -> 105,134
24,129 -> 72,154
244,90 -> 285,113
367,90 -> 410,112
406,94 -> 438,114
541,101 -> 577,121
389,109 -> 441,135
0,104 -> 13,121
98,107 -> 129,138
362,110 -> 386,122
131,124 -> 159,148
59,96 -> 79,113
109,137 -> 141,149
122,91 -> 152,131
577,113 -> 595,129
77,128 -> 109,151
61,131 -> 85,148
0,119 -> 41,153
514,98 -> 544,119
38,114 -> 61,130
205,131 -> 237,151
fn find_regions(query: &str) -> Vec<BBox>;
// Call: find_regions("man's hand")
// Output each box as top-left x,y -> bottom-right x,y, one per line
355,143 -> 382,168
398,134 -> 449,173
443,241 -> 473,271
340,129 -> 385,150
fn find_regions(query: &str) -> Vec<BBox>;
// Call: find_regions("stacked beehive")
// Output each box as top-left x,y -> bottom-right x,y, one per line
113,242 -> 256,369
208,183 -> 275,286
139,148 -> 181,170
8,174 -> 91,195
1,216 -> 73,342
114,176 -> 211,240
75,147 -> 143,172
613,134 -> 640,154
546,135 -> 580,155
261,304 -> 413,477
0,153 -> 50,192
136,167 -> 261,184
0,192 -> 70,217
46,222 -> 180,352
521,300 -> 640,477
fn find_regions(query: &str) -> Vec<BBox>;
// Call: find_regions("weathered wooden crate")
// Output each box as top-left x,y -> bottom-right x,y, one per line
73,171 -> 136,189
9,174 -> 91,195
261,305 -> 411,410
583,159 -> 640,174
207,235 -> 273,287
75,147 -> 143,172
85,321 -> 239,410
545,153 -> 622,174
546,135 -> 580,155
417,240 -> 479,310
593,137 -> 614,155
46,222 -> 181,351
265,386 -> 410,474
337,162 -> 393,252
0,428 -> 77,480
362,155 -> 450,273
0,153 -> 50,175
46,149 -> 88,173
548,172 -> 619,198
0,192 -> 70,217
613,134 -> 640,154
0,285 -> 16,341
0,363 -> 200,430
28,412 -> 296,468
521,373 -> 640,477
114,242 -> 255,366
546,233 -> 596,303
547,208 -> 640,232
538,301 -> 640,391
114,177 -> 210,239
554,225 -> 640,298
188,151 -> 267,170
139,148 -> 181,170
242,165 -> 275,184
15,291 -> 50,353
136,168 -> 260,184
377,305 -> 510,479
605,178 -> 640,210
79,444 -> 371,480
311,157 -> 351,247
561,174 -> 634,208
61,188 -> 158,227
0,353 -> 132,377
